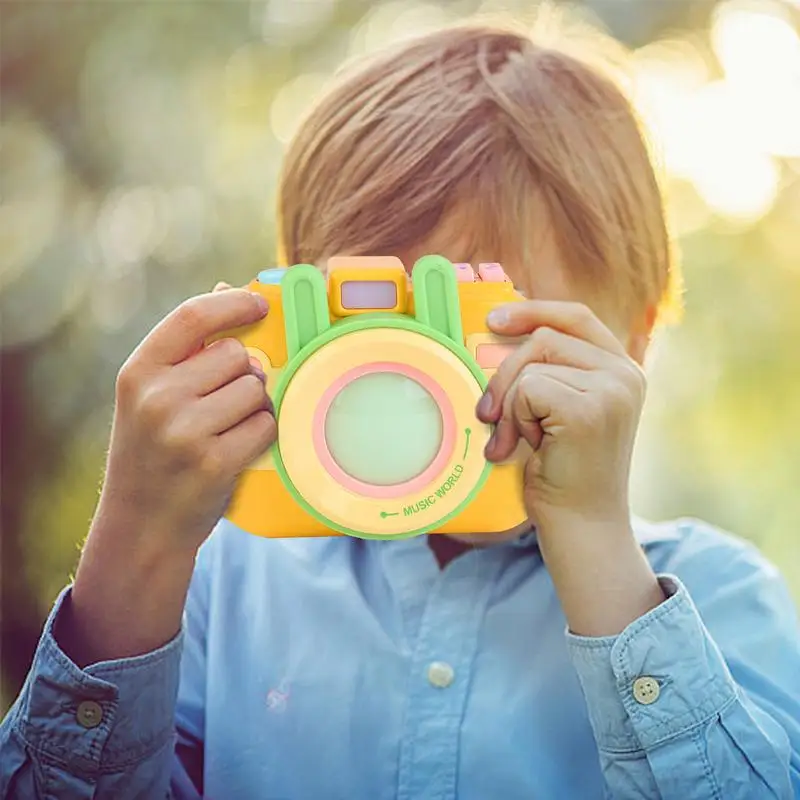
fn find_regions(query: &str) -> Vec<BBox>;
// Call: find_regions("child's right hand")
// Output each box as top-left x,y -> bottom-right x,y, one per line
101,283 -> 276,556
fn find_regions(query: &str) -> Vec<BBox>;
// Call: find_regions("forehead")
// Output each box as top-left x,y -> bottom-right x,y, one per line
399,202 -> 579,304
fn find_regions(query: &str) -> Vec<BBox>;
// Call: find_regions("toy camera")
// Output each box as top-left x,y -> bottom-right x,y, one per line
220,255 -> 529,539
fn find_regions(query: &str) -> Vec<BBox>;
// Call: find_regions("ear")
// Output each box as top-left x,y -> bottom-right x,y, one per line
627,304 -> 657,366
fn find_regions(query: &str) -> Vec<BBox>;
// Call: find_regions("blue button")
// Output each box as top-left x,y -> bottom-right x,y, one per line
257,268 -> 288,285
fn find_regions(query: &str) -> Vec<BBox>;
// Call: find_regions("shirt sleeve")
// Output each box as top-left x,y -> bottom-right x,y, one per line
0,553 -> 212,800
0,585 -> 181,799
566,525 -> 800,800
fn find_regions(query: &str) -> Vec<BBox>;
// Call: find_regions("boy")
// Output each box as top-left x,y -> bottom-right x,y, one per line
2,20 -> 800,800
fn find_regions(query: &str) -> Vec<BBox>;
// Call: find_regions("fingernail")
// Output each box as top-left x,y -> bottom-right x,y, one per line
252,293 -> 269,313
487,308 -> 509,327
476,390 -> 493,418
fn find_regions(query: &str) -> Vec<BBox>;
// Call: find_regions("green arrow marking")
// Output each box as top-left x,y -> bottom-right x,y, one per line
380,511 -> 399,518
463,427 -> 472,460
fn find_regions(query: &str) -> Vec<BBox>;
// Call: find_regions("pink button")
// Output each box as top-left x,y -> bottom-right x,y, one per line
477,262 -> 508,282
452,263 -> 476,282
475,343 -> 519,368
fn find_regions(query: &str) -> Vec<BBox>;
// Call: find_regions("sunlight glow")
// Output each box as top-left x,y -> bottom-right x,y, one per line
711,1 -> 800,158
631,6 -> 799,223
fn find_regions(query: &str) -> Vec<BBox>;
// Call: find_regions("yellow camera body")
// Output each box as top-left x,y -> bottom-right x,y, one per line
221,255 -> 529,539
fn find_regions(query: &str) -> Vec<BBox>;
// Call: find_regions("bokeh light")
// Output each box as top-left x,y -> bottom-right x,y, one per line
260,0 -> 338,43
96,186 -> 167,269
270,72 -> 330,143
711,1 -> 800,159
0,117 -> 66,292
631,4 -> 799,223
349,1 -> 455,54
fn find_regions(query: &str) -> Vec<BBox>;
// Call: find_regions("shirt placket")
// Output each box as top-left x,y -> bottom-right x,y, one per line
387,545 -> 506,800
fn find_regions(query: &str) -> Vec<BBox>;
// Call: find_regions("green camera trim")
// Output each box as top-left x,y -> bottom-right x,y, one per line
270,255 -> 492,539
410,254 -> 464,346
281,263 -> 331,360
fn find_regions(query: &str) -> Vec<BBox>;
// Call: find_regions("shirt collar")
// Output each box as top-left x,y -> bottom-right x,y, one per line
507,515 -> 681,552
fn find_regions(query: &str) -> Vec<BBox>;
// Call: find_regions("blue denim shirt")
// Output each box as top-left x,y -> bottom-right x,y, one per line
2,517 -> 800,799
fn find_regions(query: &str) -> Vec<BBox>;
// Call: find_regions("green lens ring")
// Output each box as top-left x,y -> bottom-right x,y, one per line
271,314 -> 492,539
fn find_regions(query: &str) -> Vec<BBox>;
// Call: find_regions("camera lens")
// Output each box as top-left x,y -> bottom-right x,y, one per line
324,372 -> 443,486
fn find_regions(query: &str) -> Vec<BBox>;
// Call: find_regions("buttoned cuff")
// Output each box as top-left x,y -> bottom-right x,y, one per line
10,585 -> 183,775
566,575 -> 738,753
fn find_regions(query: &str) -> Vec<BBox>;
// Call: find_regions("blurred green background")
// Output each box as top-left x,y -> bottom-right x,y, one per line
2,0 -> 800,714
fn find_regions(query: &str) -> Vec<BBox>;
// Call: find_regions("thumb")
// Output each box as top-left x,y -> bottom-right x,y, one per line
213,281 -> 232,292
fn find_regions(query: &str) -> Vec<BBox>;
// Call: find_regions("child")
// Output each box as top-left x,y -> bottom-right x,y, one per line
2,19 -> 800,800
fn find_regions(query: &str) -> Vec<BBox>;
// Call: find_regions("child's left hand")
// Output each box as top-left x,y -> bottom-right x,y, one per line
476,300 -> 646,534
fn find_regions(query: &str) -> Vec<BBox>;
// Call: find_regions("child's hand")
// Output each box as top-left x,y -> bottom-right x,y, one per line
102,284 -> 276,555
61,284 -> 276,665
476,300 -> 645,534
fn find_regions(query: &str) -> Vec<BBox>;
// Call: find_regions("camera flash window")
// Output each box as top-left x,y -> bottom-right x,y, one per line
340,280 -> 398,310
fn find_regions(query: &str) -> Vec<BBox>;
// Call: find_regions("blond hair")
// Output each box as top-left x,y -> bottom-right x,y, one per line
278,15 -> 681,325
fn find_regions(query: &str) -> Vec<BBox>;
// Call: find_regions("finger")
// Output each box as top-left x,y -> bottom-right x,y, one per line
213,281 -> 233,292
477,326 -> 612,423
141,290 -> 269,366
174,337 -> 261,397
486,364 -> 589,461
194,373 -> 272,435
216,409 -> 278,473
487,300 -> 626,356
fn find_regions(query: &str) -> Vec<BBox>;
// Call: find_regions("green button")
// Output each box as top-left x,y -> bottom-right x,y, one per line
325,373 -> 443,485
76,700 -> 103,729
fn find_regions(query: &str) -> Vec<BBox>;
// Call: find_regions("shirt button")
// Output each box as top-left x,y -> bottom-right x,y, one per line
427,661 -> 455,688
632,676 -> 660,705
76,700 -> 104,728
